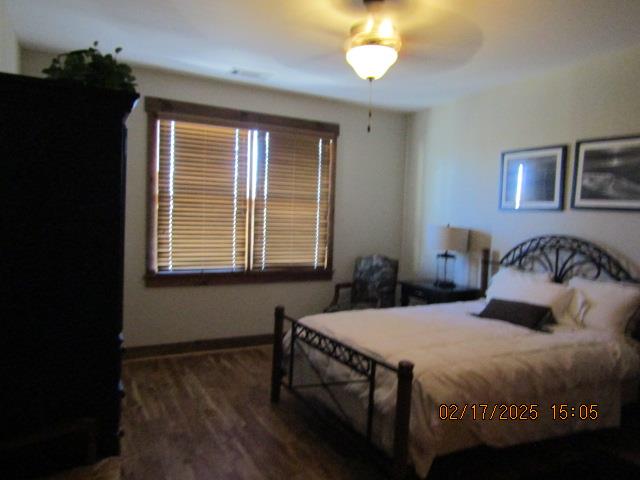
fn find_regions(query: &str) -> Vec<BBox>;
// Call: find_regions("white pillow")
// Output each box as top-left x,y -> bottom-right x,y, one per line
487,268 -> 574,323
568,277 -> 640,334
487,267 -> 551,287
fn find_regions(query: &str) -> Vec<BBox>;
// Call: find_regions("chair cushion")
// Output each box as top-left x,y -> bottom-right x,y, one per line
351,254 -> 398,307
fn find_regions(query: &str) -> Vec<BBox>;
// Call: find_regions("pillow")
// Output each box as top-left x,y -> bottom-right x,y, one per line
486,268 -> 552,301
568,277 -> 640,334
566,289 -> 589,325
625,306 -> 640,340
486,268 -> 574,323
488,267 -> 551,287
477,299 -> 555,331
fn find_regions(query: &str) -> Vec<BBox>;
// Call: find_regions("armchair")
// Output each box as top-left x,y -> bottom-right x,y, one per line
325,254 -> 399,312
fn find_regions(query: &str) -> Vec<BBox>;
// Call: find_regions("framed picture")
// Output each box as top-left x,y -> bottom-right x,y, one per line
572,135 -> 640,211
500,145 -> 567,211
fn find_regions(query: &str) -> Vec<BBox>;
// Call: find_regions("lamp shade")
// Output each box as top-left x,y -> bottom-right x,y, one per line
427,225 -> 469,253
346,44 -> 398,80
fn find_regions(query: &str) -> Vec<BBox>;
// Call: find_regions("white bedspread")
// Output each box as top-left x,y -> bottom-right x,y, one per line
297,301 -> 640,477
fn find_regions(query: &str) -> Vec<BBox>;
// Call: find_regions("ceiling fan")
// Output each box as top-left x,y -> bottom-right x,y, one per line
291,0 -> 479,83
305,0 -> 479,130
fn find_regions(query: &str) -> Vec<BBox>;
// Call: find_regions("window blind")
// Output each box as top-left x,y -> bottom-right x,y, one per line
252,130 -> 332,270
154,115 -> 335,276
157,120 -> 248,271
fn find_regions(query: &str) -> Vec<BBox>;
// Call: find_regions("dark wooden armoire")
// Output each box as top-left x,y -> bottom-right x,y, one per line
0,72 -> 138,476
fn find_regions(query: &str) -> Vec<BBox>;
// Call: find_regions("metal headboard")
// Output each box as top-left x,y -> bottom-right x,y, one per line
498,235 -> 637,284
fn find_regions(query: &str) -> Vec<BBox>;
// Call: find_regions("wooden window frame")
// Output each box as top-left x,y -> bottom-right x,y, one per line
145,97 -> 339,286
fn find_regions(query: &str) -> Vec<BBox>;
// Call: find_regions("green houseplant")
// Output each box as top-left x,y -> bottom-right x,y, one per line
43,41 -> 137,93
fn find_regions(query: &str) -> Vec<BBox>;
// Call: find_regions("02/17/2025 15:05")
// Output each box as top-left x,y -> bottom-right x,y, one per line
438,403 -> 599,421
551,404 -> 599,420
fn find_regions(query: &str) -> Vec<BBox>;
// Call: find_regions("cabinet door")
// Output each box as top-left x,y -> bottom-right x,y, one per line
2,88 -> 126,444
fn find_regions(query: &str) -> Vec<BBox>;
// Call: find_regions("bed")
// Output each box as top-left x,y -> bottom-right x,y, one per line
269,235 -> 640,479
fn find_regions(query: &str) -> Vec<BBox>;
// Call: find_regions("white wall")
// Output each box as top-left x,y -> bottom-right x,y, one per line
404,45 -> 640,286
0,0 -> 19,73
22,49 -> 407,347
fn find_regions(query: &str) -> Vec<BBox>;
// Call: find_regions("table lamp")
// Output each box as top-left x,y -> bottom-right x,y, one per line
427,225 -> 469,289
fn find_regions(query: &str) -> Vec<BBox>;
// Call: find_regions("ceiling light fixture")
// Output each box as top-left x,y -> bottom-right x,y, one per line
345,1 -> 401,132
345,16 -> 401,81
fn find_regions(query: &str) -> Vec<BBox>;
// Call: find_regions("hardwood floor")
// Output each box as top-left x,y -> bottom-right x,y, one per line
120,346 -> 387,480
41,346 -> 640,480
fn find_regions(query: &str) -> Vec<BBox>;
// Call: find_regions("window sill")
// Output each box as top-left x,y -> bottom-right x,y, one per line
145,268 -> 333,287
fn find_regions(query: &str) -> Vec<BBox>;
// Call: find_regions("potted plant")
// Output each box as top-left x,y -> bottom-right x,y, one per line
42,41 -> 137,93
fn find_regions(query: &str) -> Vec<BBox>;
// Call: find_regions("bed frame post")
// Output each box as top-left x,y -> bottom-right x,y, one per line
270,305 -> 285,403
480,248 -> 491,294
392,360 -> 414,480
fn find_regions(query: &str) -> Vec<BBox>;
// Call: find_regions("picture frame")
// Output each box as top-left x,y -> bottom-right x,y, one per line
572,134 -> 640,211
499,145 -> 567,211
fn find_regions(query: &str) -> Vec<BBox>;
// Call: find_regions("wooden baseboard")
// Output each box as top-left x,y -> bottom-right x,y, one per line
123,334 -> 273,360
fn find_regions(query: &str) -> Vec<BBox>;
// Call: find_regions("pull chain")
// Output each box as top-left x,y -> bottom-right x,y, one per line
367,77 -> 373,133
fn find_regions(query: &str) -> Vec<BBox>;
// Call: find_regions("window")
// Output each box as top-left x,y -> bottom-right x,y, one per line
145,97 -> 338,285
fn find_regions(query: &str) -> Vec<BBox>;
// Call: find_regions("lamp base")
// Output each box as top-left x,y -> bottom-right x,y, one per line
434,280 -> 456,289
435,251 -> 457,290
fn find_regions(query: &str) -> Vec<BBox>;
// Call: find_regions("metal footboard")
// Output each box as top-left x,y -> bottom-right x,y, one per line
270,305 -> 414,480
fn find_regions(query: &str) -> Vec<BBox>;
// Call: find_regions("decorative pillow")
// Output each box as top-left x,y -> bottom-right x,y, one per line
486,268 -> 574,323
568,277 -> 640,334
477,299 -> 555,331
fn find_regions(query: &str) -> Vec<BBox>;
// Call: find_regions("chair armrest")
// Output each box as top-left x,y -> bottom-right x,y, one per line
329,282 -> 353,308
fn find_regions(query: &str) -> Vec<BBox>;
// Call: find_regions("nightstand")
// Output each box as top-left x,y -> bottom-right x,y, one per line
399,280 -> 483,306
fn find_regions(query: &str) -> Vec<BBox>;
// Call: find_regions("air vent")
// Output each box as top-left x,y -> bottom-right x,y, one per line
230,68 -> 270,80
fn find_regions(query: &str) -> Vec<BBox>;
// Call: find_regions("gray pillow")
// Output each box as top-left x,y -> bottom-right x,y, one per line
477,299 -> 555,331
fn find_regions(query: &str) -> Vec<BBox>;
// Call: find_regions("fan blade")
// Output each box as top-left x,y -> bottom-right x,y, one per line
398,2 -> 483,70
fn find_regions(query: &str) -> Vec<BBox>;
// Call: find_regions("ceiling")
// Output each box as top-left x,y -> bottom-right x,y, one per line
8,0 -> 640,111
